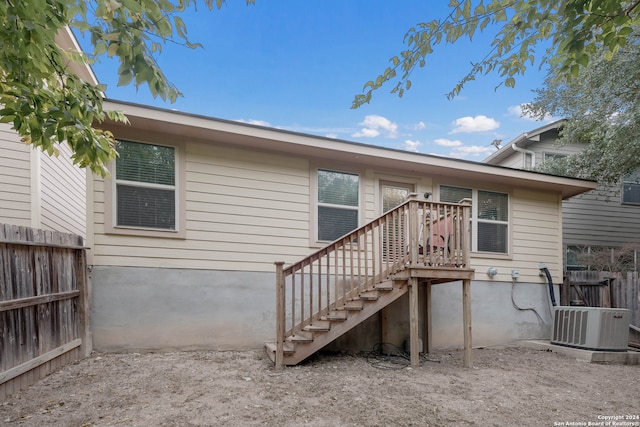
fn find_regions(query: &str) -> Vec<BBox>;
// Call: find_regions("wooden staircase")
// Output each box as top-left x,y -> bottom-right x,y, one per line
265,197 -> 475,367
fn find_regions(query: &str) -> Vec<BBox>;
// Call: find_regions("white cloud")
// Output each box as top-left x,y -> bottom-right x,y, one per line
352,127 -> 380,138
414,121 -> 426,130
450,115 -> 500,134
352,115 -> 398,138
404,139 -> 422,152
325,133 -> 338,139
449,145 -> 495,159
434,138 -> 462,147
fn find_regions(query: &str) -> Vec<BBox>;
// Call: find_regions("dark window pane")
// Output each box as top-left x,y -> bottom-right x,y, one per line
623,183 -> 640,204
478,222 -> 507,253
318,170 -> 358,206
117,185 -> 175,230
116,141 -> 175,186
318,206 -> 358,241
478,191 -> 508,221
440,186 -> 472,203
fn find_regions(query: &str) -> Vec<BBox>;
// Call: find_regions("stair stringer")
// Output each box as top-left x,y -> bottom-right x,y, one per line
275,279 -> 408,366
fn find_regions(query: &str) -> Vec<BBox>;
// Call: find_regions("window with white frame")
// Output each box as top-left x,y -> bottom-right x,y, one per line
317,169 -> 359,242
114,140 -> 177,230
622,169 -> 640,205
543,152 -> 567,163
440,185 -> 509,254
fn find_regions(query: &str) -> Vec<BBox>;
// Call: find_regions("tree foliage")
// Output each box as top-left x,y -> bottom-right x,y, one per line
352,0 -> 640,108
0,0 -> 253,176
526,29 -> 640,184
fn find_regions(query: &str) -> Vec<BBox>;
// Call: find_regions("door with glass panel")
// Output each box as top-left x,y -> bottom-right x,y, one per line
381,182 -> 414,261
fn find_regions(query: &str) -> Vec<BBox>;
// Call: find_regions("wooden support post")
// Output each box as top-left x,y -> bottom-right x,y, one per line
462,278 -> 472,368
379,308 -> 389,346
275,262 -> 285,370
409,277 -> 420,368
422,281 -> 432,354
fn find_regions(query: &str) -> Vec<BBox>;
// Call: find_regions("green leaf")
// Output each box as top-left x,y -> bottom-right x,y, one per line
118,70 -> 133,86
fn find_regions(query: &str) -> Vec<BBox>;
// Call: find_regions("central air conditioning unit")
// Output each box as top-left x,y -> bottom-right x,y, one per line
552,307 -> 630,352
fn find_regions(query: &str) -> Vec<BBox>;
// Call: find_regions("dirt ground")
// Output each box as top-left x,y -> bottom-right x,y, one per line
1,345 -> 639,427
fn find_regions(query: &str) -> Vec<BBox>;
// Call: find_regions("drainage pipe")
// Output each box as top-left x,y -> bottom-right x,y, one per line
512,134 -> 536,168
538,262 -> 557,307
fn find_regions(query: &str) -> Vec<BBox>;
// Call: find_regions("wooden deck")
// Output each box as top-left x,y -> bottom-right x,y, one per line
267,199 -> 476,368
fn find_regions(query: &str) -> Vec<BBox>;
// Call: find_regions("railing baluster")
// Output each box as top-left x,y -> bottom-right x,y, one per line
363,227 -> 369,292
333,249 -> 340,308
299,267 -> 304,334
309,260 -> 313,330
291,272 -> 295,335
326,250 -> 330,313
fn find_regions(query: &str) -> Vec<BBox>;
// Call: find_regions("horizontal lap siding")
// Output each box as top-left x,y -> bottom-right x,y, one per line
471,189 -> 562,282
40,143 -> 86,237
563,187 -> 640,246
92,143 -> 311,271
0,125 -> 31,226
512,189 -> 562,279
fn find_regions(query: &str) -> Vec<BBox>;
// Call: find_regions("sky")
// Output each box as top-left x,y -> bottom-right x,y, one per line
76,0 -> 556,161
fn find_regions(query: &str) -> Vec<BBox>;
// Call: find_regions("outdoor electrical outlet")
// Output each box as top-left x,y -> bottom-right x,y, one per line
511,270 -> 520,279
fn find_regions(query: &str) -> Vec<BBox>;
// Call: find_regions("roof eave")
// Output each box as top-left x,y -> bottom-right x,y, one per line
100,100 -> 596,199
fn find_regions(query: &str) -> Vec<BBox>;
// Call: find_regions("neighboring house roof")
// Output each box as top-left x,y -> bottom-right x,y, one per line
483,119 -> 566,166
101,100 -> 596,199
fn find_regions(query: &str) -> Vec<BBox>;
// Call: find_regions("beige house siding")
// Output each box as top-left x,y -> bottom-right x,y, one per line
39,143 -> 86,236
90,136 -> 566,284
511,189 -> 563,280
92,142 -> 312,271
466,188 -> 563,284
0,124 -> 31,227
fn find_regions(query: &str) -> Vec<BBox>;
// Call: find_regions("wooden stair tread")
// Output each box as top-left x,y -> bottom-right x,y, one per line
322,310 -> 347,321
374,280 -> 395,291
303,321 -> 331,332
287,333 -> 313,343
264,341 -> 295,354
344,300 -> 363,311
359,290 -> 379,300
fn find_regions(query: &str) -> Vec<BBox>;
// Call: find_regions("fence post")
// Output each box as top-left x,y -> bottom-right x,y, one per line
77,242 -> 92,358
275,262 -> 285,370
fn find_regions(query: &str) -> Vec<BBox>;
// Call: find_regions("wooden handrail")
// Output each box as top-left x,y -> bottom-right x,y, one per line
275,199 -> 471,348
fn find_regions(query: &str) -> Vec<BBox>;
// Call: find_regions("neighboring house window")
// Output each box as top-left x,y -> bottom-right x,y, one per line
622,169 -> 640,205
543,153 -> 567,163
115,140 -> 177,230
440,185 -> 509,254
317,169 -> 359,241
565,245 -> 588,270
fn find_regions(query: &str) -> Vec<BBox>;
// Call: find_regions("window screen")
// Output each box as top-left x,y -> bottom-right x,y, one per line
440,185 -> 509,254
317,169 -> 359,241
623,169 -> 640,204
115,141 -> 176,230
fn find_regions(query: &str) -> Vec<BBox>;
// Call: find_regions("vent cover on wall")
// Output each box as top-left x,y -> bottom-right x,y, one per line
552,307 -> 630,352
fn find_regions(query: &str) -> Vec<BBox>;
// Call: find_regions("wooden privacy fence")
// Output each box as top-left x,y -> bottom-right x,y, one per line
562,270 -> 640,327
0,224 -> 90,400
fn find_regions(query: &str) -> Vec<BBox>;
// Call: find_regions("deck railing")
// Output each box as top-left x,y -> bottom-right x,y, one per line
274,197 -> 471,367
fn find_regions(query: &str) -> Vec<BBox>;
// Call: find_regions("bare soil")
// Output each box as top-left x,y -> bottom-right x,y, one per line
1,345 -> 639,426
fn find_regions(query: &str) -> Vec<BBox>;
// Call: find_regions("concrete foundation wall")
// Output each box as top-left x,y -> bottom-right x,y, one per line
91,266 -> 558,353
